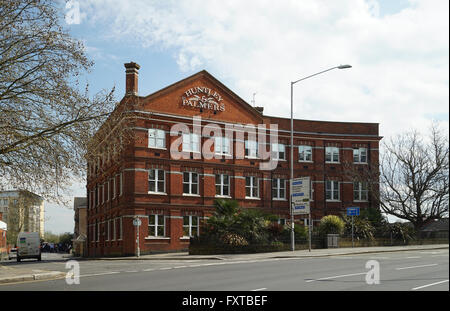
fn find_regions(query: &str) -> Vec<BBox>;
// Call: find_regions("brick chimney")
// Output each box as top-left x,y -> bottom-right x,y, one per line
124,62 -> 140,96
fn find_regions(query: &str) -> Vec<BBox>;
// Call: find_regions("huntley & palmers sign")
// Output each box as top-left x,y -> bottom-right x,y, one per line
181,86 -> 225,112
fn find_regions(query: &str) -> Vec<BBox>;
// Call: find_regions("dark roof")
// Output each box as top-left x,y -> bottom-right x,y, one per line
421,218 -> 449,232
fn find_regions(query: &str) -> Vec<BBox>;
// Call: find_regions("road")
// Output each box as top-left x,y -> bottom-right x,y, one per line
0,249 -> 448,291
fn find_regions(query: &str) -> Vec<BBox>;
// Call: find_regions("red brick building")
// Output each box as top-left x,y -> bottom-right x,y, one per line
86,62 -> 381,257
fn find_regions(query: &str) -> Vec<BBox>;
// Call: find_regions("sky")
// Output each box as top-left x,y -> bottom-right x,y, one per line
44,0 -> 449,234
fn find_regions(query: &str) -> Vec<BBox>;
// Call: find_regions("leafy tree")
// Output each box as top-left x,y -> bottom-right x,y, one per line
58,232 -> 73,246
360,207 -> 388,237
204,199 -> 240,238
214,198 -> 240,217
360,207 -> 387,225
204,199 -> 277,245
0,0 -> 116,203
44,231 -> 59,243
234,208 -> 272,244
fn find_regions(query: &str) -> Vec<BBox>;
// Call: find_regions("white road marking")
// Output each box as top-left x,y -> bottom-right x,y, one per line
395,264 -> 438,270
306,272 -> 366,283
251,288 -> 267,291
80,271 -> 121,278
412,280 -> 449,291
124,270 -> 139,273
405,256 -> 421,259
159,267 -> 172,270
173,266 -> 188,269
142,268 -> 155,271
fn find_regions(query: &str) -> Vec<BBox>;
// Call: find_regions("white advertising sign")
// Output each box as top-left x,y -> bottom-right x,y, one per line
291,177 -> 311,215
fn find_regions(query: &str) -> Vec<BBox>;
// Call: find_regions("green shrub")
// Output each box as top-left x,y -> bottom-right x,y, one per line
221,233 -> 249,246
343,216 -> 375,240
280,224 -> 308,241
318,215 -> 345,235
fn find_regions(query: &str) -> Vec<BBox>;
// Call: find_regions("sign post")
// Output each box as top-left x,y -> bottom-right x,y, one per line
290,177 -> 311,251
346,207 -> 360,248
133,216 -> 142,257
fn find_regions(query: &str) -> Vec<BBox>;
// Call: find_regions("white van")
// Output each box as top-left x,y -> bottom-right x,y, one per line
16,232 -> 41,262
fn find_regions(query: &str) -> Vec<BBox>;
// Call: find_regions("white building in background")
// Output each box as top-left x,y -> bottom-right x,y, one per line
0,190 -> 44,238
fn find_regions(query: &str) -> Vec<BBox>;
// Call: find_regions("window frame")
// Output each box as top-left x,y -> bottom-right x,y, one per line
182,133 -> 200,153
245,176 -> 259,198
148,128 -> 166,149
106,180 -> 109,202
214,136 -> 231,156
111,218 -> 117,241
278,218 -> 287,225
272,178 -> 286,200
272,143 -> 286,160
353,147 -> 368,164
106,219 -> 110,241
112,176 -> 116,199
326,180 -> 340,201
215,174 -> 230,197
353,182 -> 369,202
118,217 -> 123,240
298,145 -> 313,162
183,172 -> 199,195
325,147 -> 340,163
245,140 -> 259,158
119,173 -> 123,196
148,169 -> 166,194
148,214 -> 165,237
183,215 -> 199,237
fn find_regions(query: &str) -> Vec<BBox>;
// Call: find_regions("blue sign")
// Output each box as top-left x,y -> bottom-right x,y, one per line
347,207 -> 360,216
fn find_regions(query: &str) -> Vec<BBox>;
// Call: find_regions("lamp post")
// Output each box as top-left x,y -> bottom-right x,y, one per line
290,64 -> 352,252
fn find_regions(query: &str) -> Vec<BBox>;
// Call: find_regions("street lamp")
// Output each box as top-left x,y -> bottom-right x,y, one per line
290,64 -> 352,252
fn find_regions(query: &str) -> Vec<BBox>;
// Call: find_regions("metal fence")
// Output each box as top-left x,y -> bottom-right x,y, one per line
189,234 -> 449,255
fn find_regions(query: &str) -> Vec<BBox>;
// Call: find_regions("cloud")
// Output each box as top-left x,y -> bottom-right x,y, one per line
77,0 -> 448,139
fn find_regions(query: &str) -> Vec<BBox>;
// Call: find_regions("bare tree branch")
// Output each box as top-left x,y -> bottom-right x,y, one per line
344,123 -> 449,231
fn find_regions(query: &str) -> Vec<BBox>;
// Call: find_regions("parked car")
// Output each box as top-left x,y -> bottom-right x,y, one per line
8,248 -> 17,260
16,232 -> 41,262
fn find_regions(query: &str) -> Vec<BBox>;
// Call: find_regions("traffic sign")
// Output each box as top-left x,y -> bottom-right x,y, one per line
133,218 -> 142,226
291,177 -> 310,215
346,207 -> 360,216
292,201 -> 310,215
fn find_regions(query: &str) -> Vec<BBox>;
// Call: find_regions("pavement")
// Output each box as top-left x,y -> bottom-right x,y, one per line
75,243 -> 449,261
0,244 -> 447,285
0,264 -> 66,284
